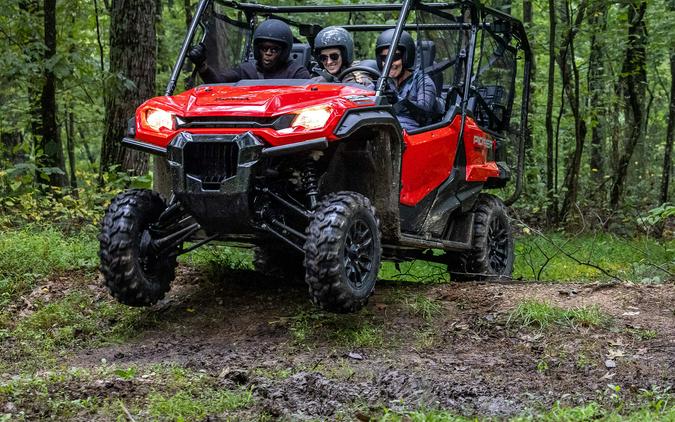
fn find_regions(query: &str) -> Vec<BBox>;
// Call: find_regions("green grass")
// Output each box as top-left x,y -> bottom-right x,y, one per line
405,294 -> 443,321
287,309 -> 385,348
514,233 -> 674,282
0,364 -> 254,420
379,399 -> 675,421
508,300 -> 612,330
0,226 -> 98,305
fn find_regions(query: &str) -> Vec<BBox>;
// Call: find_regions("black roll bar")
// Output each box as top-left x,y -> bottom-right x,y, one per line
166,0 -> 212,96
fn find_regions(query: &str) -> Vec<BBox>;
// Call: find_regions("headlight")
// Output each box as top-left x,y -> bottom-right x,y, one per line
291,105 -> 332,130
144,108 -> 175,131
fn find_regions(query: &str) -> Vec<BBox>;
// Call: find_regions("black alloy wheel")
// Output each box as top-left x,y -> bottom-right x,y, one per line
446,193 -> 514,281
304,191 -> 381,313
99,189 -> 178,306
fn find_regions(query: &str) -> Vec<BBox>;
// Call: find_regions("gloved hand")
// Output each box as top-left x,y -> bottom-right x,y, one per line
187,43 -> 207,68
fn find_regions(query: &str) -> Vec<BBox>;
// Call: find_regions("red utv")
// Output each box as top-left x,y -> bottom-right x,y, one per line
99,0 -> 532,313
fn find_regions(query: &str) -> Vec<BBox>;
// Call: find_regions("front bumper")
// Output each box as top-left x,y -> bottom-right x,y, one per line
167,132 -> 264,234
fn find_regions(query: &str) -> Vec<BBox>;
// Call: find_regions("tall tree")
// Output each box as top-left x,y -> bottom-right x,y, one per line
557,0 -> 588,221
587,1 -> 608,200
609,0 -> 648,208
100,0 -> 157,178
37,0 -> 67,187
545,0 -> 557,223
662,49 -> 674,204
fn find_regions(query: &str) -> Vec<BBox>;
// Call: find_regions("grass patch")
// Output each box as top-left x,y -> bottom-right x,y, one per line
147,388 -> 253,420
0,364 -> 254,420
0,226 -> 98,305
287,309 -> 385,348
405,294 -> 443,321
378,398 -> 675,421
5,291 -> 153,369
508,300 -> 611,330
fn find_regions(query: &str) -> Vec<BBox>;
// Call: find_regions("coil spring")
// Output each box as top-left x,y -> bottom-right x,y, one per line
302,158 -> 319,210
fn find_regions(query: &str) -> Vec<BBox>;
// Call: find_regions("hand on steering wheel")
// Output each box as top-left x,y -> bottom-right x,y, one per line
336,65 -> 381,82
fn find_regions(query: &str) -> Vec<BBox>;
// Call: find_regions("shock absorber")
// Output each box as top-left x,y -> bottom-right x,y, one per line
302,157 -> 319,210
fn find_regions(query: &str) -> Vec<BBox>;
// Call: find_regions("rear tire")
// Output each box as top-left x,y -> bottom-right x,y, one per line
446,194 -> 514,281
99,189 -> 177,306
304,192 -> 381,313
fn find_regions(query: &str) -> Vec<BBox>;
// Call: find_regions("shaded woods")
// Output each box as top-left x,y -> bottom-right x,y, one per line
0,0 -> 673,232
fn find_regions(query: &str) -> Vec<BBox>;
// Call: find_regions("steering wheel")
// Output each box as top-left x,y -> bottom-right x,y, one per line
336,65 -> 381,83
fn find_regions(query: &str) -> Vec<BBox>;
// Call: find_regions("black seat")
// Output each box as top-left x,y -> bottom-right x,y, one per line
290,43 -> 312,70
415,40 -> 443,94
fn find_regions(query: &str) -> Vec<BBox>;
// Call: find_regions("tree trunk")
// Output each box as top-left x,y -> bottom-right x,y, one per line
66,112 -> 78,192
557,0 -> 588,221
100,0 -> 157,179
37,0 -> 67,187
587,4 -> 608,200
609,1 -> 647,208
545,0 -> 557,224
661,49 -> 674,204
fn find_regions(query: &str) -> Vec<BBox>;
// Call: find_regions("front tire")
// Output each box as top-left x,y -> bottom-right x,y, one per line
303,192 -> 381,313
99,189 -> 178,306
446,194 -> 514,281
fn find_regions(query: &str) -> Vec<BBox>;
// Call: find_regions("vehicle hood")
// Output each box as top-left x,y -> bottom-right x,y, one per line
159,83 -> 376,117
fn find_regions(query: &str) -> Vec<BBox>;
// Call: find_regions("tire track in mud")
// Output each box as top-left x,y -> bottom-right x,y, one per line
66,269 -> 674,419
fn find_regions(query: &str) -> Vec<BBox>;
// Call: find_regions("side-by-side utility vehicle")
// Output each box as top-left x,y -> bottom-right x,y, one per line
99,0 -> 532,312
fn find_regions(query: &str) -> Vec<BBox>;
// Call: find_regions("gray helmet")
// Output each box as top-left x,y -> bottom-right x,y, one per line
375,29 -> 416,69
314,26 -> 354,66
253,19 -> 294,63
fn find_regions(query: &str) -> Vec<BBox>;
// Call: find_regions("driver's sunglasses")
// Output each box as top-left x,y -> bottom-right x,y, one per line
379,52 -> 403,62
259,45 -> 281,54
320,52 -> 341,63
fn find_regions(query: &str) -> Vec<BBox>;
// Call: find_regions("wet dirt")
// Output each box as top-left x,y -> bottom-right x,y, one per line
8,266 -> 675,419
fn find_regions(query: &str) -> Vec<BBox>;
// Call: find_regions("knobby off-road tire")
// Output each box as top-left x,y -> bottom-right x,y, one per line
99,189 -> 177,306
253,245 -> 304,283
447,193 -> 514,281
304,192 -> 382,313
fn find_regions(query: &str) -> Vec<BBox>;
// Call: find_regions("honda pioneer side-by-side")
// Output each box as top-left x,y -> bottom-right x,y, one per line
99,0 -> 532,313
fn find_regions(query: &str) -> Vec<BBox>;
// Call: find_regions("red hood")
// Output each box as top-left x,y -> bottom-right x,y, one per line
157,83 -> 375,117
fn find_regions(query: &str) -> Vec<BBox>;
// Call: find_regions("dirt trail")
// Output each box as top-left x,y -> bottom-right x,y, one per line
67,267 -> 675,419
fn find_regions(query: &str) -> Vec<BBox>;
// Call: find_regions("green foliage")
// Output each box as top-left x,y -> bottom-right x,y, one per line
287,309 -> 384,348
508,300 -> 611,330
641,203 -> 675,227
514,233 -> 674,282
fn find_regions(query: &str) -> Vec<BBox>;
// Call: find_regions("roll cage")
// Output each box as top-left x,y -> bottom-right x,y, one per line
165,0 -> 532,204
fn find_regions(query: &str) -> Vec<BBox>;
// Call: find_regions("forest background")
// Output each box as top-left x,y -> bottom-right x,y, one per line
0,0 -> 673,233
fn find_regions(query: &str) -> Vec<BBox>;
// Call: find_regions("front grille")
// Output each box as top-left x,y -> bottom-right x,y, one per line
183,142 -> 239,183
176,115 -> 294,130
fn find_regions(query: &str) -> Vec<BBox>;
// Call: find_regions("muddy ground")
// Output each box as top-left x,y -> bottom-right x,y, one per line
3,265 -> 675,420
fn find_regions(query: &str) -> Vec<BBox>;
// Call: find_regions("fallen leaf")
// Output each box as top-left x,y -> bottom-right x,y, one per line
347,352 -> 364,360
622,311 -> 640,316
606,349 -> 626,359
601,371 -> 616,380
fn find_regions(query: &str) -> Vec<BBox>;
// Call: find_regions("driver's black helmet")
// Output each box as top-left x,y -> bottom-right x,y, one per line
375,29 -> 416,70
313,26 -> 354,66
253,19 -> 294,63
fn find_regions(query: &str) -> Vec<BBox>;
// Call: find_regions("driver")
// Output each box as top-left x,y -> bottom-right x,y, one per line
375,29 -> 441,131
312,26 -> 373,88
188,19 -> 310,82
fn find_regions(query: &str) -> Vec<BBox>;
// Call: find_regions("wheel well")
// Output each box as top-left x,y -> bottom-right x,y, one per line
320,126 -> 402,241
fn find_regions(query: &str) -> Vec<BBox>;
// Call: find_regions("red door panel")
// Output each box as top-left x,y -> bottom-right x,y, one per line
463,117 -> 500,181
400,115 -> 461,206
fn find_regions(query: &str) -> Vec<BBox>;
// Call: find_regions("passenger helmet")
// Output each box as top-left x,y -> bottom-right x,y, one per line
375,29 -> 416,69
314,26 -> 354,66
253,19 -> 294,63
